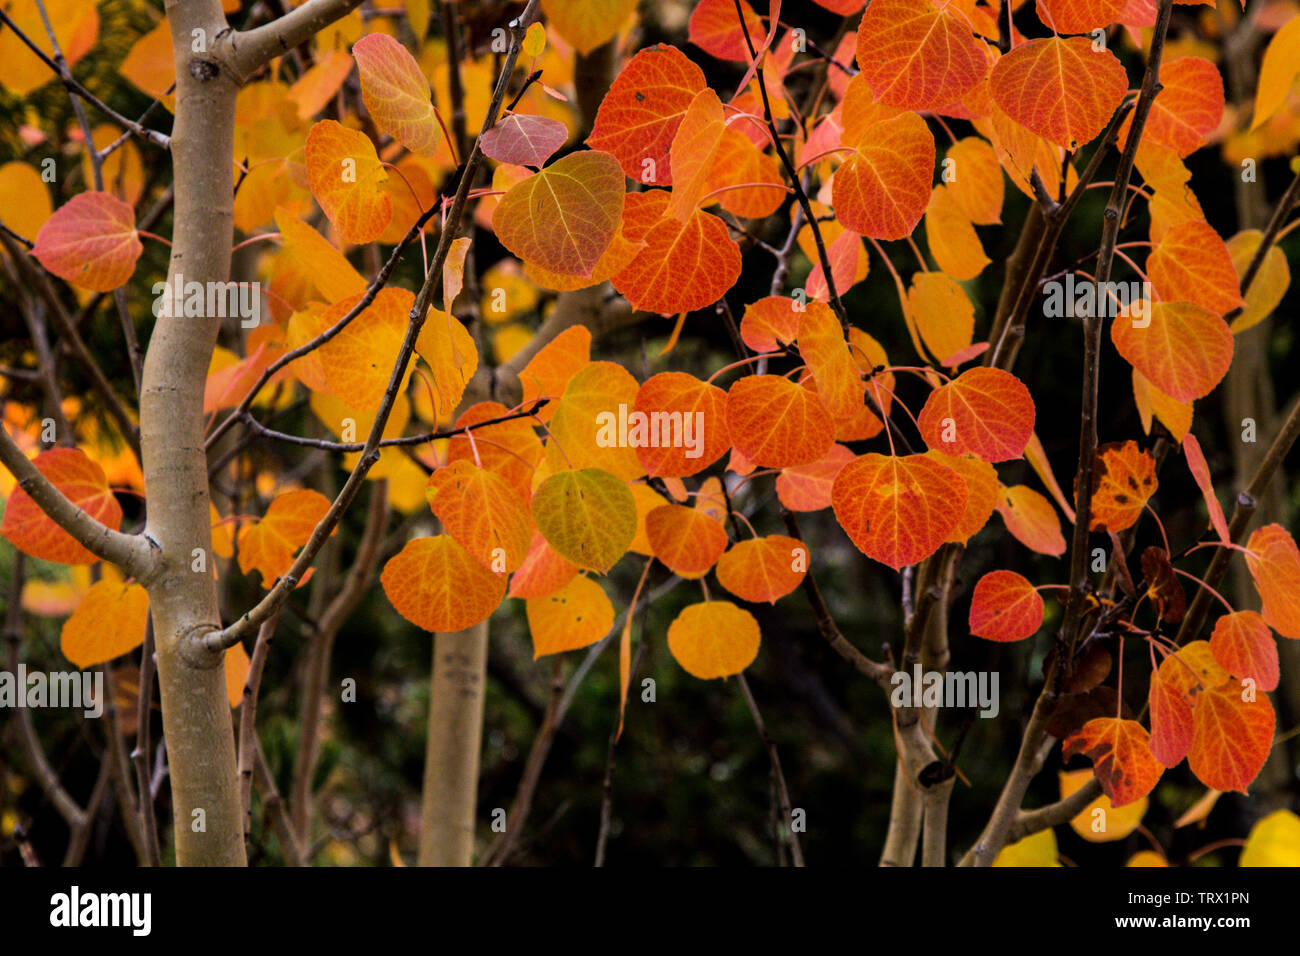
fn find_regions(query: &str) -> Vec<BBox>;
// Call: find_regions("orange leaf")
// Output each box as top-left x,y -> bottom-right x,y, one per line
32,192 -> 141,292
315,287 -> 413,410
1024,432 -> 1076,524
1182,433 -> 1228,543
1147,220 -> 1244,316
549,361 -> 645,480
60,578 -> 149,669
531,468 -> 637,573
854,0 -> 988,110
645,504 -> 728,578
508,531 -> 578,600
1062,717 -> 1164,808
1227,229 -> 1290,334
611,208 -> 742,313
288,49 -> 355,121
928,451 -> 998,543
304,119 -> 391,244
1132,367 -> 1193,441
224,643 -> 250,709
1118,56 -> 1223,158
519,325 -> 591,424
775,443 -> 854,511
1249,14 -> 1300,131
970,570 -> 1044,642
834,111 -> 935,239
633,372 -> 730,477
445,401 -> 544,501
924,184 -> 990,280
1244,524 -> 1300,639
996,484 -> 1066,556
353,33 -> 442,156
1034,0 -> 1127,39
1086,440 -> 1157,533
1,448 -> 123,565
726,374 -> 835,468
715,535 -> 808,604
1111,300 -> 1233,402
527,574 -> 615,657
917,367 -> 1035,463
540,0 -> 637,55
943,136 -> 1003,225
238,489 -> 331,586
831,452 -> 967,569
273,210 -> 367,303
426,460 -> 533,573
414,306 -> 478,424
667,600 -> 761,678
797,301 -> 865,419
705,126 -> 786,219
1189,680 -> 1275,794
587,45 -> 706,186
1210,611 -> 1279,693
740,296 -> 801,353
665,89 -> 727,220
494,151 -> 624,277
988,37 -> 1128,149
688,0 -> 765,61
381,534 -> 506,631
909,273 -> 975,366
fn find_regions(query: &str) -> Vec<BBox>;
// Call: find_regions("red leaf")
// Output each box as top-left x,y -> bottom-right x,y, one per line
1062,717 -> 1164,808
32,191 -> 141,292
969,570 -> 1044,642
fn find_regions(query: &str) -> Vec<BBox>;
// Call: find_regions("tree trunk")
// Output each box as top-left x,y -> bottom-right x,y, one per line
418,623 -> 490,865
140,0 -> 247,867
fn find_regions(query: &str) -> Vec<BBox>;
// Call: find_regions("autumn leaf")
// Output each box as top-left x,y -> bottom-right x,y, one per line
304,119 -> 391,244
1086,440 -> 1157,533
989,37 -> 1128,149
1132,367 -> 1192,442
854,0 -> 987,110
645,504 -> 728,578
1240,810 -> 1300,866
969,570 -> 1044,642
1250,15 -> 1300,131
667,600 -> 761,678
494,151 -> 625,278
381,534 -> 506,632
725,374 -> 835,468
1118,56 -> 1223,158
531,468 -> 637,573
1058,768 -> 1148,843
1062,717 -> 1164,808
1244,524 -> 1300,639
909,274 -> 975,367
352,33 -> 442,155
60,578 -> 149,669
445,401 -> 544,501
238,489 -> 331,586
1227,229 -> 1290,334
775,444 -> 855,512
1,448 -> 123,565
928,452 -> 998,543
274,210 -> 367,303
611,207 -> 742,313
796,301 -> 865,419
688,0 -> 765,62
996,485 -> 1066,557
1189,679 -> 1275,794
1182,434 -> 1229,543
0,161 -> 52,242
917,367 -> 1035,463
1149,641 -> 1225,768
1034,0 -> 1127,39
481,113 -> 569,167
288,49 -> 355,121
540,0 -> 637,55
1140,546 -> 1185,624
633,372 -> 730,476
715,535 -> 807,604
739,296 -> 801,353
665,89 -> 727,220
1147,220 -> 1244,316
527,574 -> 615,657
834,111 -> 935,240
943,136 -> 1003,225
1209,611 -> 1278,693
32,192 -> 142,292
508,531 -> 578,600
426,460 -> 533,573
546,361 -> 644,480
924,185 -> 989,280
519,325 -> 591,424
315,287 -> 413,410
587,44 -> 706,185
1111,300 -> 1233,402
831,453 -> 967,570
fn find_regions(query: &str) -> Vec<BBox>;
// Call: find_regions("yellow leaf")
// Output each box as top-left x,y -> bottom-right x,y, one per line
60,579 -> 149,669
527,574 -> 614,657
992,828 -> 1060,867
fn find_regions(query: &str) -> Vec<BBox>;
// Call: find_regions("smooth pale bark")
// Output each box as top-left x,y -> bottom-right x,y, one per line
418,624 -> 490,866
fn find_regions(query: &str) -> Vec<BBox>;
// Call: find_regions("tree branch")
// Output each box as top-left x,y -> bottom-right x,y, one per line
229,0 -> 366,79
